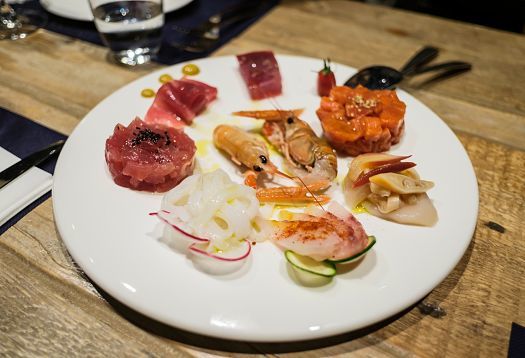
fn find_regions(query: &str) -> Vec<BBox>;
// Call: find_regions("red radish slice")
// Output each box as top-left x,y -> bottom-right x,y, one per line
152,208 -> 252,276
151,211 -> 209,243
353,162 -> 416,188
189,240 -> 252,262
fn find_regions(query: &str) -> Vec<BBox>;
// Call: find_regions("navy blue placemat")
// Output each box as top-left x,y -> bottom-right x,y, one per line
0,108 -> 67,235
509,323 -> 525,358
16,0 -> 279,65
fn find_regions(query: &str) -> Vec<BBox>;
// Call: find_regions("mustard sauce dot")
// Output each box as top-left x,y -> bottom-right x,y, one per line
352,203 -> 368,214
141,88 -> 155,98
182,64 -> 200,76
159,74 -> 173,84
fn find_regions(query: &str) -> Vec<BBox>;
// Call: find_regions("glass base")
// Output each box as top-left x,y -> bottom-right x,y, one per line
109,47 -> 158,66
0,10 -> 47,41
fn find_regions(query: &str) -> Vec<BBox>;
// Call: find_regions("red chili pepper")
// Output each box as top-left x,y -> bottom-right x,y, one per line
317,58 -> 336,97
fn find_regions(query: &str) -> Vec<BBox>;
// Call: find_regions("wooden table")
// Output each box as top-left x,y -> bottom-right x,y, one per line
1,1 -> 524,356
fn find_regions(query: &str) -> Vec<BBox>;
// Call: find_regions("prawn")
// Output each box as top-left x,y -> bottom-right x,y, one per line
213,124 -> 330,204
232,109 -> 338,185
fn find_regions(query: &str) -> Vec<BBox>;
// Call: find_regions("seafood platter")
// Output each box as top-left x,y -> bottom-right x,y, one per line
53,53 -> 478,341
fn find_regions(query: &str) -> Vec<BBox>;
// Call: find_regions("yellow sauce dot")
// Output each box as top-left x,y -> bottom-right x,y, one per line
352,203 -> 368,214
278,210 -> 295,221
141,88 -> 155,98
208,164 -> 220,172
182,64 -> 200,76
196,140 -> 210,156
159,74 -> 173,84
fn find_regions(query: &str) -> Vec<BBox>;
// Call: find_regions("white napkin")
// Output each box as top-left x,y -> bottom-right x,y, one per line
0,147 -> 52,228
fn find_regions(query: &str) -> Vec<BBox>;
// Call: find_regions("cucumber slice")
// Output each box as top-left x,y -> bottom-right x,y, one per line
327,236 -> 376,264
285,250 -> 336,277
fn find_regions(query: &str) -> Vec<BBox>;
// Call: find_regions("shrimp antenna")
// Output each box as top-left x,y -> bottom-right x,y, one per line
269,169 -> 325,211
296,175 -> 326,212
268,96 -> 281,111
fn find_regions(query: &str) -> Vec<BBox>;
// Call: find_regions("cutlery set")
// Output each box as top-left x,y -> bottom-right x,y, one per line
345,46 -> 472,89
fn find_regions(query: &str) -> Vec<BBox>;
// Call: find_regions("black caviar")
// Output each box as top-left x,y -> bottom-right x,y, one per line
131,127 -> 172,147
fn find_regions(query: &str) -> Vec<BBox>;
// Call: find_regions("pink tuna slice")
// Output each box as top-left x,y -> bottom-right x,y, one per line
144,79 -> 217,128
237,51 -> 282,100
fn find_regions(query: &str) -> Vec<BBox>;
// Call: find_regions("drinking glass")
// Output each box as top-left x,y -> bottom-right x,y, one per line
89,0 -> 164,66
0,0 -> 46,40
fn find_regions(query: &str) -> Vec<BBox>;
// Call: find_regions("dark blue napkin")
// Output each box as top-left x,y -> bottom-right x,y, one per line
509,323 -> 525,358
18,0 -> 279,65
0,108 -> 67,235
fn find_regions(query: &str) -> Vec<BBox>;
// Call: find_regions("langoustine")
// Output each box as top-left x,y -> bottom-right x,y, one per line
213,124 -> 330,204
232,109 -> 338,185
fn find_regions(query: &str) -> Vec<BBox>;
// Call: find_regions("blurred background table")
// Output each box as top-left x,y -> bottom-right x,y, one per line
1,0 -> 524,356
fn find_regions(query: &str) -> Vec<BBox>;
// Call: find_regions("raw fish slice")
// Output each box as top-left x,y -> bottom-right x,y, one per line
144,79 -> 217,128
237,51 -> 282,100
181,78 -> 218,102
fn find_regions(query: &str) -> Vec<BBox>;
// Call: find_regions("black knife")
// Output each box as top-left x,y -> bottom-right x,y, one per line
0,140 -> 65,190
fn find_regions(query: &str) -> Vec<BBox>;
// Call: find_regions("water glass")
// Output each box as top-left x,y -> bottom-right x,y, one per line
89,0 -> 164,66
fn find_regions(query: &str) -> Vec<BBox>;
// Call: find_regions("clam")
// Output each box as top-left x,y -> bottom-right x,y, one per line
369,172 -> 434,194
343,153 -> 438,226
347,153 -> 412,182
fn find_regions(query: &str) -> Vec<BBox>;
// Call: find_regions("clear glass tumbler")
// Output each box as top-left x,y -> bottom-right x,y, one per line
89,0 -> 164,66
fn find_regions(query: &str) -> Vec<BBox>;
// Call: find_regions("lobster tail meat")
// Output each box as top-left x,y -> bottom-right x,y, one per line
237,51 -> 282,100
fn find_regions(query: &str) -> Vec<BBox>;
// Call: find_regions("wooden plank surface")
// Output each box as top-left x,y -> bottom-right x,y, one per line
0,0 -> 524,356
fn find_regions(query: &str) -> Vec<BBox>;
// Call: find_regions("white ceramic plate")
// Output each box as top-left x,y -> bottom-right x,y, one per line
53,55 -> 478,342
40,0 -> 193,21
